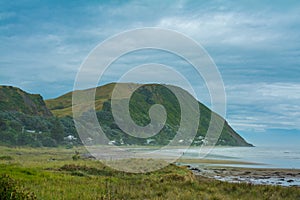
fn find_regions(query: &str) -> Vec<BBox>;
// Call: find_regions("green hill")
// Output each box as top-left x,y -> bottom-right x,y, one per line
0,83 -> 252,147
0,86 -> 76,147
0,86 -> 52,117
46,83 -> 253,147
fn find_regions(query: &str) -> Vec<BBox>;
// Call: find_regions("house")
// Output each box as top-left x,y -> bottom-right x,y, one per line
25,130 -> 35,133
201,139 -> 208,145
108,140 -> 116,145
198,136 -> 204,140
120,138 -> 124,145
64,135 -> 77,141
146,139 -> 155,145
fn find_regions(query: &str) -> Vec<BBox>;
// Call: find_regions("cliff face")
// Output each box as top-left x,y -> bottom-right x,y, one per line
0,86 -> 52,117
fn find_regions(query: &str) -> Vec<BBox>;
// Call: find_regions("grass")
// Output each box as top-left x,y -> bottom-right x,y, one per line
44,82 -> 252,147
0,146 -> 299,199
45,83 -> 117,117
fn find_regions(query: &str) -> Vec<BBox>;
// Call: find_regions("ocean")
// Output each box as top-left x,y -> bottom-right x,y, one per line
115,145 -> 300,186
126,145 -> 300,169
182,146 -> 300,169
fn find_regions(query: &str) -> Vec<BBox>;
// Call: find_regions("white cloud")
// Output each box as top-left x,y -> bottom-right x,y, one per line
226,82 -> 300,131
1,0 -> 300,134
227,83 -> 300,103
157,9 -> 299,50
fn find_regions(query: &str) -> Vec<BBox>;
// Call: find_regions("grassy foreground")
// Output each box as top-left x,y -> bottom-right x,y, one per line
0,146 -> 299,200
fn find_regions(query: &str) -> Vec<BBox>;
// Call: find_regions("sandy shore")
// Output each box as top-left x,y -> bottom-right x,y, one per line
186,165 -> 300,187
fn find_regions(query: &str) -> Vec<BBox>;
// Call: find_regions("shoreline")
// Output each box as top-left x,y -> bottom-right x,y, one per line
185,165 -> 300,187
174,157 -> 300,187
1,145 -> 299,187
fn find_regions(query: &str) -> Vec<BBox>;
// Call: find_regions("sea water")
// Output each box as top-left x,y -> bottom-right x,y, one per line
181,146 -> 300,186
126,145 -> 300,168
125,145 -> 300,186
183,145 -> 300,169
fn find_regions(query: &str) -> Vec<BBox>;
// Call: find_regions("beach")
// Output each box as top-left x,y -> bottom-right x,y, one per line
173,146 -> 300,187
88,145 -> 300,187
188,165 -> 300,187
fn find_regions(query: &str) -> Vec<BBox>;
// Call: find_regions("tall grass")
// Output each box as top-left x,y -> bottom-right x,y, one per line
0,146 -> 299,199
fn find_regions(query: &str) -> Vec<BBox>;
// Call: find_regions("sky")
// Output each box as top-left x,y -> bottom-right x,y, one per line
1,0 -> 300,146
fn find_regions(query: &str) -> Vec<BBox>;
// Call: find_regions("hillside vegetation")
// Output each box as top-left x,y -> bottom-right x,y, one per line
0,86 -> 52,117
0,86 -> 78,147
46,83 -> 252,147
0,83 -> 252,147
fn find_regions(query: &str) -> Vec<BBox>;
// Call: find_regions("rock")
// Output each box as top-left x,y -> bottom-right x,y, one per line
190,167 -> 201,172
81,153 -> 96,160
243,171 -> 251,175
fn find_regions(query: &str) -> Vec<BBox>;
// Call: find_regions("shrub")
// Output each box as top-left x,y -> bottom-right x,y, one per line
0,174 -> 36,200
0,156 -> 13,161
72,151 -> 80,160
41,137 -> 57,147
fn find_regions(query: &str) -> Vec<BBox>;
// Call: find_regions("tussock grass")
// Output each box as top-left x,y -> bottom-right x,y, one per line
0,146 -> 299,199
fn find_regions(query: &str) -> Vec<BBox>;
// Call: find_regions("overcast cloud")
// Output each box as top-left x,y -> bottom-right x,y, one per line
1,0 -> 300,145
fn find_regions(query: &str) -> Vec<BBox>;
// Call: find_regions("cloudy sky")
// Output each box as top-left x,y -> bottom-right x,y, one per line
1,0 -> 300,146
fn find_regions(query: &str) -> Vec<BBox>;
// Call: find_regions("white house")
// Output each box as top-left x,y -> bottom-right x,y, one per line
146,139 -> 155,145
108,140 -> 116,145
64,135 -> 77,141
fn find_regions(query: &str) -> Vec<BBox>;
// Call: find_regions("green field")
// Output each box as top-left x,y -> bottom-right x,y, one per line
0,146 -> 299,200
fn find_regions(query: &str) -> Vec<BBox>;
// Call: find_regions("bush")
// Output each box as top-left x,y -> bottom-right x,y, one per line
65,143 -> 73,149
72,151 -> 80,160
29,140 -> 42,148
0,156 -> 13,161
41,137 -> 57,147
0,174 -> 36,200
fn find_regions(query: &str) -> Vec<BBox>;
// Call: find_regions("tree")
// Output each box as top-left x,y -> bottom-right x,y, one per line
50,118 -> 64,143
0,120 -> 6,131
102,101 -> 111,111
41,136 -> 57,147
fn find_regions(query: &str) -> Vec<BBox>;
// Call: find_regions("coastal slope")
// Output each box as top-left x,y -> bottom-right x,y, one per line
0,86 -> 52,117
46,83 -> 253,147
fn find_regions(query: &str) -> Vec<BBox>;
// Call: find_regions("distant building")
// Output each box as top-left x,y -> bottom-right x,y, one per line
146,139 -> 156,145
64,135 -> 77,141
108,140 -> 116,145
84,137 -> 93,145
120,138 -> 124,145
